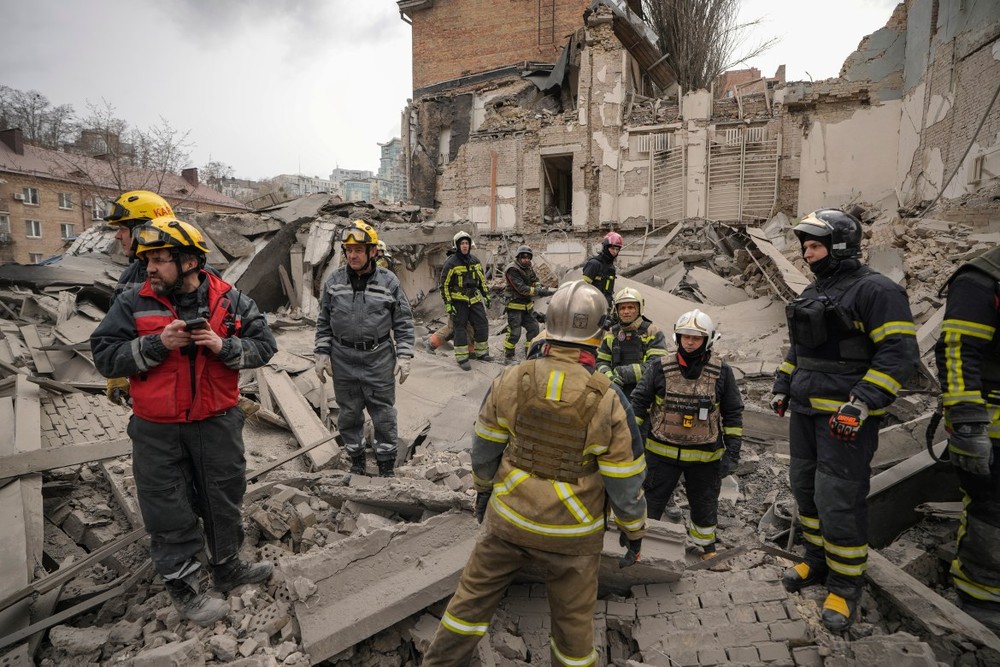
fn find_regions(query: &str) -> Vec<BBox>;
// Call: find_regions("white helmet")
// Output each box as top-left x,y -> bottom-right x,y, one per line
546,281 -> 608,347
613,287 -> 644,318
674,309 -> 720,350
453,231 -> 474,251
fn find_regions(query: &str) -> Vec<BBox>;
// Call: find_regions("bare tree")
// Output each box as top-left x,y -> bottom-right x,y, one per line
641,0 -> 778,91
0,86 -> 77,147
201,160 -> 235,190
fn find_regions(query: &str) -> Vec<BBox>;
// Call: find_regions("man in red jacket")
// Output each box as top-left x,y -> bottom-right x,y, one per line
91,215 -> 277,626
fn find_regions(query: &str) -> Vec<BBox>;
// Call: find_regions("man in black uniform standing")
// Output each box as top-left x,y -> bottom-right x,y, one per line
502,245 -> 553,363
582,231 -> 622,309
935,247 -> 1000,634
771,208 -> 918,633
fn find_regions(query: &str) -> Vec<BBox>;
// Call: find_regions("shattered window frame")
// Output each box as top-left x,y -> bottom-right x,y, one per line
25,219 -> 41,238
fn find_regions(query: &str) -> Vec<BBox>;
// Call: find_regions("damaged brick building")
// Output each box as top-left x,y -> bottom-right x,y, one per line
397,0 -> 1000,237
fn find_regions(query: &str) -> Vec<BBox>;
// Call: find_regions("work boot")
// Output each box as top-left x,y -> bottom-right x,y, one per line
663,501 -> 683,523
212,557 -> 273,592
377,459 -> 395,477
458,359 -> 472,371
504,354 -> 517,366
349,452 -> 367,475
821,592 -> 858,633
475,352 -> 494,362
165,573 -> 229,626
782,562 -> 826,593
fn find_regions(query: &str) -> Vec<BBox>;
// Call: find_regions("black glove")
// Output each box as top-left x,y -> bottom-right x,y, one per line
537,286 -> 555,297
769,393 -> 788,417
474,491 -> 491,524
618,532 -> 642,568
614,365 -> 637,387
949,422 -> 994,476
829,398 -> 869,442
719,453 -> 739,478
533,311 -> 546,323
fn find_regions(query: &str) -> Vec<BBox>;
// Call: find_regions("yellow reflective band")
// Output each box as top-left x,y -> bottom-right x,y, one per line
546,370 -> 565,400
689,522 -> 715,542
852,320 -> 866,332
809,397 -> 885,415
584,443 -> 609,456
825,557 -> 866,577
475,421 -> 510,444
472,473 -> 493,488
635,416 -> 645,426
943,331 -> 966,401
941,318 -> 996,340
581,275 -> 594,284
553,481 -> 594,524
862,369 -> 901,396
646,347 -> 667,357
644,439 -> 724,462
804,532 -> 825,546
779,361 -> 796,375
441,611 -> 489,637
495,469 -> 531,496
550,638 -> 597,667
951,560 -> 1000,603
825,542 -> 868,559
942,391 -> 985,406
506,302 -> 533,311
723,426 -> 743,436
599,454 -> 646,478
799,514 -> 820,529
615,514 -> 646,532
869,320 -> 917,343
491,497 -> 605,537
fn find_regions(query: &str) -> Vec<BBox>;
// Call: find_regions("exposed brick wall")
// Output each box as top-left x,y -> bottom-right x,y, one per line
409,0 -> 592,91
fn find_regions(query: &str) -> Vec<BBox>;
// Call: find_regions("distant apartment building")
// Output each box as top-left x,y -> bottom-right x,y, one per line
0,127 -> 247,264
272,174 -> 339,198
378,138 -> 406,203
342,179 -> 373,203
329,168 -> 373,184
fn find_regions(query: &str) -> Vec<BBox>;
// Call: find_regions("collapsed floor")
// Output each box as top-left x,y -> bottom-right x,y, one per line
2,192 -> 1000,666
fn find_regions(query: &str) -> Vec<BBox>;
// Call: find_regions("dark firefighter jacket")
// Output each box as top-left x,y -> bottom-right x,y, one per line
582,248 -> 617,305
442,251 -> 488,306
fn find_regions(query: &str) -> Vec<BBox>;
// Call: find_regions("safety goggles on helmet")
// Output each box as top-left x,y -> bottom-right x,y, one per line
342,225 -> 377,245
134,218 -> 208,255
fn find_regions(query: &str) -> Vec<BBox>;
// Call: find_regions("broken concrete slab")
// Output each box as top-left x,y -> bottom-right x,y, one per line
263,369 -> 339,471
745,227 -> 811,297
867,246 -> 906,286
281,511 -> 478,664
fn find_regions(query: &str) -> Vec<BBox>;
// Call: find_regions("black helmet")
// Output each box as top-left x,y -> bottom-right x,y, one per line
515,245 -> 533,259
792,209 -> 862,260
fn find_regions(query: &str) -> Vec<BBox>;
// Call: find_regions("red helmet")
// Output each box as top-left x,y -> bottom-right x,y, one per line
603,231 -> 623,248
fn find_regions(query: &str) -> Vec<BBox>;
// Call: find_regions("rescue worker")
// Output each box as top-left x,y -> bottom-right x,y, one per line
314,221 -> 414,477
421,281 -> 647,666
630,309 -> 743,562
375,239 -> 396,272
102,190 -> 175,407
502,244 -> 554,363
934,246 -> 1000,634
596,286 -> 668,400
582,231 -> 623,308
440,230 -> 491,370
770,208 -> 918,633
90,215 -> 277,625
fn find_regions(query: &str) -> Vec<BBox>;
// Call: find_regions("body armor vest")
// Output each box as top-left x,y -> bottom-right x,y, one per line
507,362 -> 609,482
785,267 -> 875,367
946,247 -> 1000,385
611,320 -> 651,366
650,358 -> 721,445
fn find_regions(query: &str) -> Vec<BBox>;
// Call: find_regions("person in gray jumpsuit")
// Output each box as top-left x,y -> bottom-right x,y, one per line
314,220 -> 415,477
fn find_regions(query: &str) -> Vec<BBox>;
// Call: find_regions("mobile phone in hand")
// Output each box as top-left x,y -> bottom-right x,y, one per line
184,317 -> 208,332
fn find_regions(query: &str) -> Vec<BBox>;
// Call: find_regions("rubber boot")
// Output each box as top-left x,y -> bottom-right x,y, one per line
377,458 -> 395,478
960,598 -> 1000,636
458,359 -> 472,371
504,353 -> 516,366
663,501 -> 683,523
821,592 -> 858,633
165,572 -> 229,626
782,562 -> 827,593
212,557 -> 273,592
349,452 -> 367,475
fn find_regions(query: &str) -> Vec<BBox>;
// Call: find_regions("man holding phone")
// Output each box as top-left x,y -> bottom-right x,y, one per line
91,215 -> 277,626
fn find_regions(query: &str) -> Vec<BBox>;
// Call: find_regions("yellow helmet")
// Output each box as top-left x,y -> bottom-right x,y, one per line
135,215 -> 210,256
546,280 -> 608,347
104,190 -> 173,228
342,220 -> 378,246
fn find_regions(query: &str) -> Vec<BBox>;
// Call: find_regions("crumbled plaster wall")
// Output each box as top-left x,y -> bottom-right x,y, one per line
408,94 -> 474,208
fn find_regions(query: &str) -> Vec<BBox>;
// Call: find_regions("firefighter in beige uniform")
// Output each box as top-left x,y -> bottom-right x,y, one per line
421,280 -> 648,667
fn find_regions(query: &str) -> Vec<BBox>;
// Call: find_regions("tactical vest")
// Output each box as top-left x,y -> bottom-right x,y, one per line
507,362 -> 610,482
945,247 -> 1000,385
649,358 -> 721,445
785,267 -> 875,372
611,320 -> 651,366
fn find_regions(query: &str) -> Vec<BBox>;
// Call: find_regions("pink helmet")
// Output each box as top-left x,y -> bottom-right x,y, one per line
603,231 -> 623,248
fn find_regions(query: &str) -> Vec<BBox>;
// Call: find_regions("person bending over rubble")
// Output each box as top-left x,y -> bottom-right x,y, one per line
934,244 -> 1000,635
421,281 -> 647,667
770,208 -> 918,633
596,286 -> 667,401
630,308 -> 742,567
90,215 -> 277,626
314,220 -> 414,477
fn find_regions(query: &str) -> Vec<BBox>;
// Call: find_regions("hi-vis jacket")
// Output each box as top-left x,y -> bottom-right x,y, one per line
631,355 -> 743,464
472,345 -> 647,555
582,248 -> 617,306
773,260 -> 918,416
441,251 -> 488,306
504,262 -> 542,310
91,271 -> 276,423
935,248 -> 1000,434
596,318 -> 667,394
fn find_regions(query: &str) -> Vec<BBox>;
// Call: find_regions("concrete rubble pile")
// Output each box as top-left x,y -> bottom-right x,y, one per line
1,194 -> 1000,666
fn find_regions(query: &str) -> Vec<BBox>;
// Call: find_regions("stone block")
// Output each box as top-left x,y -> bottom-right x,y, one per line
207,635 -> 239,662
756,641 -> 791,662
768,619 -> 809,643
726,646 -> 759,663
726,605 -> 756,624
670,611 -> 700,631
494,632 -> 528,660
698,590 -> 730,608
408,613 -> 439,653
637,598 -> 660,617
791,646 -> 824,666
49,625 -> 110,655
694,607 -> 728,629
754,601 -> 788,623
697,646 -> 728,666
131,638 -> 206,666
606,599 -> 637,621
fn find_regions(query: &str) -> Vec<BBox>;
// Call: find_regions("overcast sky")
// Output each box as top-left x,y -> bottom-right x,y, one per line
1,0 -> 898,182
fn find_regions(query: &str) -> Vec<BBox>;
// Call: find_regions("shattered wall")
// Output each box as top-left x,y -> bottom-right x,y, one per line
404,0 -> 592,92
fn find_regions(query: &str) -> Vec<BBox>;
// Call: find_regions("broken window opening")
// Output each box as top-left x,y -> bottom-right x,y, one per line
541,154 -> 573,226
437,126 -> 451,169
